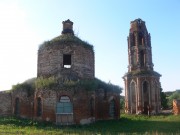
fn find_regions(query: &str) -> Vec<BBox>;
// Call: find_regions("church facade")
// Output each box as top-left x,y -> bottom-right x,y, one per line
0,19 -> 120,125
123,19 -> 161,114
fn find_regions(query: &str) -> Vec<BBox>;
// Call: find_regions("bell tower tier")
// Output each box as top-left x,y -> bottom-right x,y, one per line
128,18 -> 153,72
123,19 -> 162,115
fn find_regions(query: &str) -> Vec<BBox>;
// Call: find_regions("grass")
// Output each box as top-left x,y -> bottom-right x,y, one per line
0,114 -> 180,134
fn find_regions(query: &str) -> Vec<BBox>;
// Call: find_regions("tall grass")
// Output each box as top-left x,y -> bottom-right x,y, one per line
0,114 -> 180,134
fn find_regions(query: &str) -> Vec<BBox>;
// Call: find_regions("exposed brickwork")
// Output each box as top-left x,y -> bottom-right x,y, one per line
12,89 -> 34,118
123,19 -> 161,115
173,99 -> 180,115
33,88 -> 120,124
37,38 -> 94,79
0,19 -> 120,125
0,91 -> 12,116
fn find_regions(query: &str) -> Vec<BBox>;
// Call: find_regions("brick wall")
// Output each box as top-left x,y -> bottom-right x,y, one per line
0,91 -> 12,116
11,89 -> 34,118
37,42 -> 94,79
173,99 -> 180,115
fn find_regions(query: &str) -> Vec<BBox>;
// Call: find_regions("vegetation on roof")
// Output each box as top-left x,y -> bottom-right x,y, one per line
35,77 -> 122,93
11,78 -> 36,97
10,76 -> 122,94
124,70 -> 161,77
39,34 -> 93,50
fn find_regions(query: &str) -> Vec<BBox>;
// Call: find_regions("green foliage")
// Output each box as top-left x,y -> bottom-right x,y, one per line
35,76 -> 58,90
0,115 -> 180,134
39,34 -> 93,51
95,78 -> 122,93
35,77 -> 122,93
77,79 -> 98,91
160,88 -> 168,109
168,90 -> 180,108
11,78 -> 36,97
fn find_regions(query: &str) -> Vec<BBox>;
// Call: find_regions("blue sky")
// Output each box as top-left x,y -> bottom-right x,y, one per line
0,0 -> 180,95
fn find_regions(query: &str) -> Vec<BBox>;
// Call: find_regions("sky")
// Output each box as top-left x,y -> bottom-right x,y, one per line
0,0 -> 180,95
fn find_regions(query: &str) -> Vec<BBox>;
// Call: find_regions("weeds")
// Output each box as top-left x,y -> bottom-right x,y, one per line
0,114 -> 180,134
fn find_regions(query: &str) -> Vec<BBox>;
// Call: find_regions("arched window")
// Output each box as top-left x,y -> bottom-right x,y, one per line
138,32 -> 143,45
90,98 -> 94,117
37,97 -> 42,117
14,98 -> 20,115
140,50 -> 145,67
130,81 -> 136,113
143,81 -> 149,114
132,52 -> 137,66
109,99 -> 115,118
56,96 -> 73,124
131,33 -> 135,46
57,96 -> 72,114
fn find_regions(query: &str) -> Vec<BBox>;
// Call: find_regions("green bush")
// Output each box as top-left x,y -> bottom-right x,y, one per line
35,77 -> 122,93
11,78 -> 36,97
35,76 -> 58,90
168,90 -> 180,108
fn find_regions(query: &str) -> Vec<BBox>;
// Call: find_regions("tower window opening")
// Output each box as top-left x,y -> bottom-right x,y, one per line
131,34 -> 135,46
138,33 -> 143,45
140,51 -> 145,67
63,54 -> 71,68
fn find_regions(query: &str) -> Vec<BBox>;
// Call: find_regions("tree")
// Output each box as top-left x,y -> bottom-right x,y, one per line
160,88 -> 168,109
168,90 -> 180,108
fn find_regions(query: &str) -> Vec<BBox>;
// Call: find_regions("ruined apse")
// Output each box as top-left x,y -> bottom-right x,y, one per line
123,19 -> 161,114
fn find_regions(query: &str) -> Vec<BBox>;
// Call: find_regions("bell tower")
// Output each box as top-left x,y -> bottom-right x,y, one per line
123,19 -> 162,114
128,18 -> 153,72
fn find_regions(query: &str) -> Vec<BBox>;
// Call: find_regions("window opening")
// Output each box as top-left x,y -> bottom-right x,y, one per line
131,33 -> 135,46
143,81 -> 149,114
57,96 -> 72,114
63,54 -> 71,68
37,97 -> 42,117
14,98 -> 20,115
138,33 -> 143,45
90,98 -> 94,117
109,99 -> 115,117
140,51 -> 145,67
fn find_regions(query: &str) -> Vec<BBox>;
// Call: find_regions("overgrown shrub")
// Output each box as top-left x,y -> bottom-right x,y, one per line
167,90 -> 180,108
11,78 -> 36,97
35,76 -> 58,90
35,77 -> 122,93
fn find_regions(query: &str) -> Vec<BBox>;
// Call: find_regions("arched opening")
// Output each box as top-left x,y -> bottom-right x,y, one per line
130,82 -> 136,113
143,81 -> 149,114
140,50 -> 145,67
56,96 -> 73,125
109,99 -> 115,118
131,33 -> 135,46
138,32 -> 144,45
14,98 -> 20,115
132,52 -> 137,66
90,98 -> 95,117
37,97 -> 42,117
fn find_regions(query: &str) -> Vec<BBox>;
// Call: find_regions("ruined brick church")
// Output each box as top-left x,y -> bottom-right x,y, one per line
0,19 -> 120,125
0,18 -> 164,124
123,19 -> 161,114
